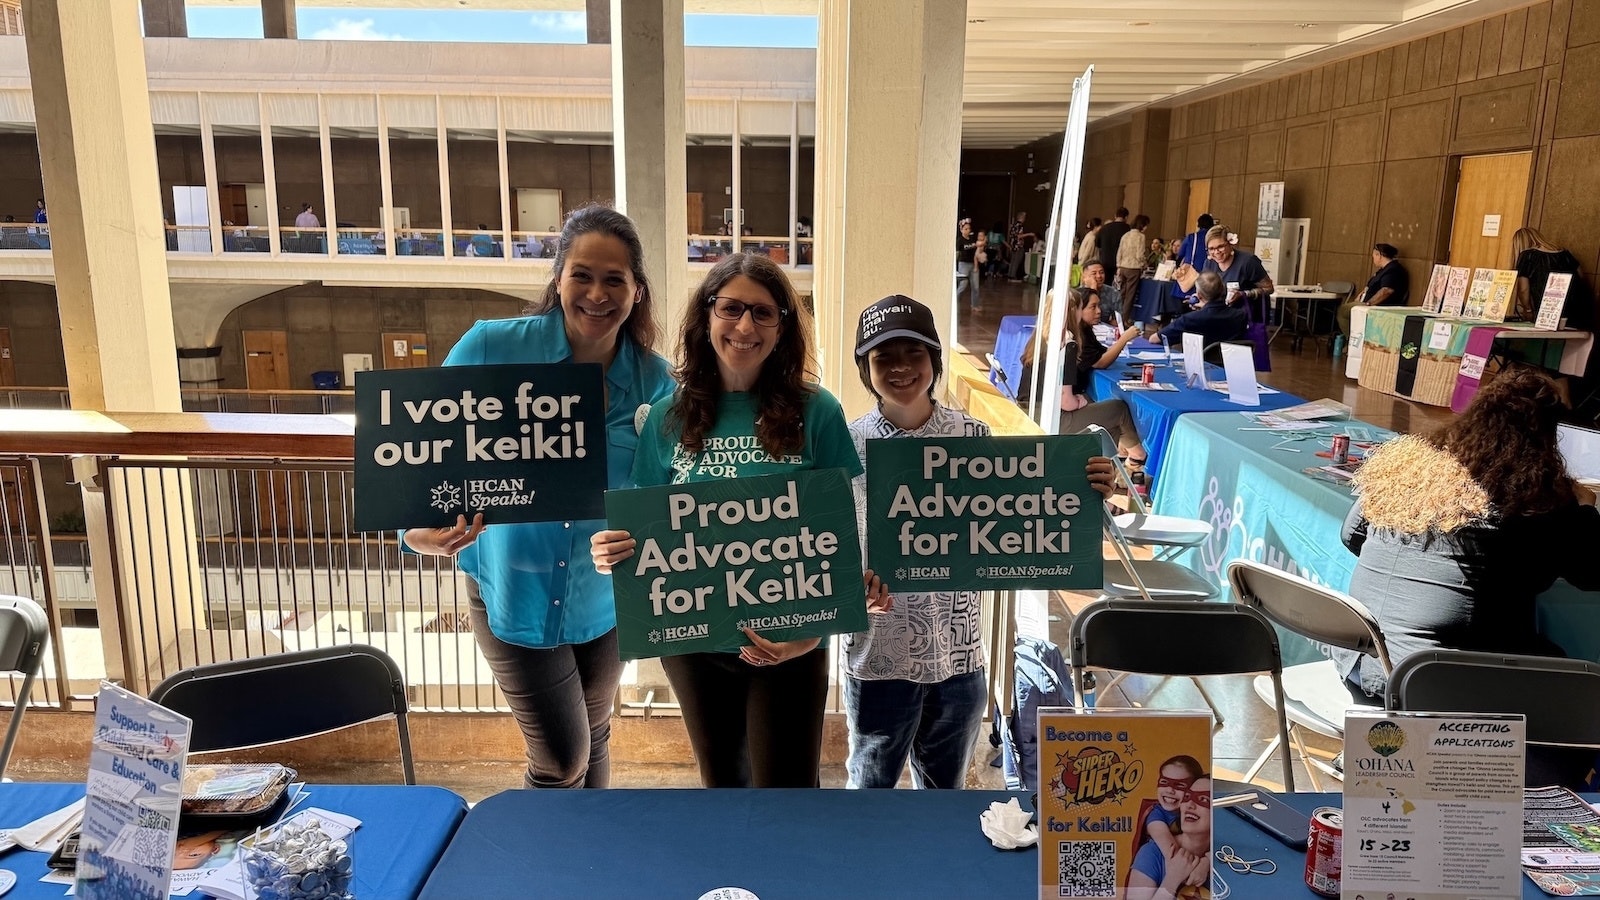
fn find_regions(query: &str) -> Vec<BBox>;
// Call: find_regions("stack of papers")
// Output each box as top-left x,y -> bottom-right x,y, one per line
1522,787 -> 1600,895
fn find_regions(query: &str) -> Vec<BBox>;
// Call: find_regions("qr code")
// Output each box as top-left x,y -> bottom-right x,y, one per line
1057,840 -> 1117,898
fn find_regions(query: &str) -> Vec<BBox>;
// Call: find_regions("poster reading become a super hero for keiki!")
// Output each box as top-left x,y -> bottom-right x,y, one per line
1037,709 -> 1213,900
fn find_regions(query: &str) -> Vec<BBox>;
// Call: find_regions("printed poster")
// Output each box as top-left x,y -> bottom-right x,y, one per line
1422,264 -> 1451,313
1483,269 -> 1518,322
1342,710 -> 1524,900
1462,268 -> 1496,320
1441,267 -> 1471,317
605,469 -> 868,659
353,363 -> 607,531
865,434 -> 1103,592
1536,273 -> 1572,331
77,682 -> 192,900
1038,708 -> 1213,900
1255,181 -> 1285,284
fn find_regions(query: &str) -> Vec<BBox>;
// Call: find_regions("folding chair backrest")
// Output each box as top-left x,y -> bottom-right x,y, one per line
1388,650 -> 1600,747
149,643 -> 416,783
0,594 -> 48,779
1070,598 -> 1283,678
1322,281 -> 1356,301
1228,560 -> 1393,674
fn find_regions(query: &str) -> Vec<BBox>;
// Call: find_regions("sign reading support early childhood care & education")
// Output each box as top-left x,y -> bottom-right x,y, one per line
605,469 -> 868,659
353,363 -> 607,531
866,434 -> 1103,592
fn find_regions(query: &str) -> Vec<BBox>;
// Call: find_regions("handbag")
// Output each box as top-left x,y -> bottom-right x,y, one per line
1174,263 -> 1198,293
1244,294 -> 1272,372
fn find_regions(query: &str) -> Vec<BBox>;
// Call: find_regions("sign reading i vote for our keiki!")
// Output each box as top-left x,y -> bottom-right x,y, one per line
605,469 -> 869,659
866,434 -> 1103,592
353,363 -> 607,531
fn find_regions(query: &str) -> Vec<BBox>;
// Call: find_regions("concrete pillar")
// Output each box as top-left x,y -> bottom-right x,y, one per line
262,0 -> 296,39
586,0 -> 610,43
23,0 -> 181,413
610,0 -> 687,343
140,0 -> 187,38
813,0 -> 967,417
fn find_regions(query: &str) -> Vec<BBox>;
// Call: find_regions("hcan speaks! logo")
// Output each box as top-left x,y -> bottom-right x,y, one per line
1366,720 -> 1406,757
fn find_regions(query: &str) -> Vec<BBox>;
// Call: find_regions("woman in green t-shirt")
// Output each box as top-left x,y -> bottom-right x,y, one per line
592,252 -> 867,787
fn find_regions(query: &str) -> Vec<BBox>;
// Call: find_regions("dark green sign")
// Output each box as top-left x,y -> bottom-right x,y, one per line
605,469 -> 868,660
866,434 -> 1103,591
353,363 -> 607,531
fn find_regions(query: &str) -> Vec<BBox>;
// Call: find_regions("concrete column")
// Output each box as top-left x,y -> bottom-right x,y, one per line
813,0 -> 967,417
140,0 -> 187,38
23,0 -> 181,413
586,0 -> 610,44
1125,108 -> 1171,236
262,0 -> 296,39
610,0 -> 687,343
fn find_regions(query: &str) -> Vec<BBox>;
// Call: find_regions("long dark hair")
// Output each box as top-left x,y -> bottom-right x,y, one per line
669,253 -> 817,458
1430,366 -> 1575,517
525,204 -> 659,351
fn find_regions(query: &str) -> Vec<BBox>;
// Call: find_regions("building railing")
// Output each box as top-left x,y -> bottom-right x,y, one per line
0,387 -> 354,416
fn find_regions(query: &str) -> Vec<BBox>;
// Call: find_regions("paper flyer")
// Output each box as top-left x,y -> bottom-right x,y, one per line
1536,273 -> 1571,331
76,682 -> 193,900
1037,708 -> 1213,900
1483,269 -> 1518,322
1422,264 -> 1450,313
1342,710 -> 1524,899
1441,267 -> 1471,317
1462,268 -> 1496,320
865,434 -> 1103,592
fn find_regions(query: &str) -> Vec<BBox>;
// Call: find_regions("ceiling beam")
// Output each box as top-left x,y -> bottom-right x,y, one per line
964,2 -> 1403,23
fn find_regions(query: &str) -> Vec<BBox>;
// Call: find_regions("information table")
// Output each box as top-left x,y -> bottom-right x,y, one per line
0,782 -> 467,900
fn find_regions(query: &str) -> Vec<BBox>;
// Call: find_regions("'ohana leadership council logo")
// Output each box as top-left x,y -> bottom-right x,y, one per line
1366,720 -> 1406,757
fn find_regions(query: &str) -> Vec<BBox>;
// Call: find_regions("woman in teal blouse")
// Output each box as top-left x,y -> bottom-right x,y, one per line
403,205 -> 675,789
592,253 -> 863,787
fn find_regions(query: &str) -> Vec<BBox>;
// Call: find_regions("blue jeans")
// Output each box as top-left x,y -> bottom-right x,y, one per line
844,669 -> 987,789
956,261 -> 981,309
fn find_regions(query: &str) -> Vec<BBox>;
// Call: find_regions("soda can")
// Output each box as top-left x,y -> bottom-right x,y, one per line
1142,363 -> 1156,385
1330,434 -> 1351,465
1304,807 -> 1343,897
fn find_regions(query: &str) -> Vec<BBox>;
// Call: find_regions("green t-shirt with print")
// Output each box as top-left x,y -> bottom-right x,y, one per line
632,386 -> 864,486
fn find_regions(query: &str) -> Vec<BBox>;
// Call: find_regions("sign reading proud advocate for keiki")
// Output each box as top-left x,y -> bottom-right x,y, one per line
605,469 -> 868,659
353,363 -> 607,531
866,434 -> 1103,591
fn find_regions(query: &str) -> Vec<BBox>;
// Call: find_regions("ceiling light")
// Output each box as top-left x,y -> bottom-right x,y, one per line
1128,21 -> 1151,26
1296,22 -> 1317,28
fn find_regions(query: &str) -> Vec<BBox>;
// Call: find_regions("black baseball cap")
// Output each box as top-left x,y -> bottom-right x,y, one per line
855,295 -> 942,358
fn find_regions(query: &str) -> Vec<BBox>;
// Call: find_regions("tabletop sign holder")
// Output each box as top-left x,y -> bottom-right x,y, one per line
1219,343 -> 1261,406
1181,333 -> 1206,388
1536,273 -> 1572,331
1342,710 -> 1523,899
1422,264 -> 1450,313
1441,267 -> 1471,317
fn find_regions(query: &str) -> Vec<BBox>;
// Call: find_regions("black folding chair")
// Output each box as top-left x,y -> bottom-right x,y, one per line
1069,597 -> 1295,790
149,644 -> 416,783
1388,650 -> 1600,748
0,594 -> 48,780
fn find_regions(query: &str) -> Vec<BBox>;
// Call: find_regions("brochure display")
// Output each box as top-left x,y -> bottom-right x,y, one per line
865,434 -> 1103,592
1037,708 -> 1213,900
605,468 -> 867,659
1342,710 -> 1524,899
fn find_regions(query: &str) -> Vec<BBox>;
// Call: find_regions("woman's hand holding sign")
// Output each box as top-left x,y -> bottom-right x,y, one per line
590,528 -> 636,575
402,513 -> 486,556
1087,456 -> 1116,499
862,569 -> 892,614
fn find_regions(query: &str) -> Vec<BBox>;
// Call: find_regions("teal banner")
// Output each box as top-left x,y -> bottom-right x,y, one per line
606,469 -> 868,660
866,434 -> 1103,591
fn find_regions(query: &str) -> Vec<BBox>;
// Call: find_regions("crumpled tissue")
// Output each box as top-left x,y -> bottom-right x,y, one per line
980,798 -> 1039,850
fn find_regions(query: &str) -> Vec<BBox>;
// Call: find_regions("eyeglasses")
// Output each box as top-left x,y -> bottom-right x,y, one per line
1157,776 -> 1194,792
709,296 -> 787,327
1178,786 -> 1212,808
1206,244 -> 1229,254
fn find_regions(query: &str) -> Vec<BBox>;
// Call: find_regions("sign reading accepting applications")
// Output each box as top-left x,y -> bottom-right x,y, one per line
605,469 -> 868,659
353,363 -> 607,531
866,434 -> 1103,592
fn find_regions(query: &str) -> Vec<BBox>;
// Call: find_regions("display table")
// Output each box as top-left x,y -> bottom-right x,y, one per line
0,782 -> 467,899
1086,354 -> 1305,484
1133,278 -> 1186,323
420,788 -> 1037,899
1357,307 -> 1473,406
1450,322 -> 1594,412
1344,305 -> 1367,378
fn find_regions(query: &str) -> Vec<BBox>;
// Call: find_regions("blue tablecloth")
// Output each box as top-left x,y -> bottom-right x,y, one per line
990,315 -> 1036,399
1087,358 -> 1305,485
420,788 -> 1034,899
0,782 -> 466,899
1134,278 -> 1187,323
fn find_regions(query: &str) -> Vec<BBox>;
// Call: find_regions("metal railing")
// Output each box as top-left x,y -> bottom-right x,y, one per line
0,456 -> 74,709
0,387 -> 354,415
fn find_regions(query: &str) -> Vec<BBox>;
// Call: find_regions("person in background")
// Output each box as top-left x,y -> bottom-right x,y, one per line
1006,211 -> 1039,281
294,203 -> 320,229
592,252 -> 862,789
1096,207 -> 1131,279
956,217 -> 983,313
1337,243 -> 1409,340
1512,227 -> 1588,328
33,198 -> 46,225
1061,287 -> 1149,470
403,205 -> 674,790
1335,368 -> 1600,785
1115,214 -> 1151,326
1147,236 -> 1168,270
1171,214 -> 1215,306
1200,224 -> 1273,323
986,221 -> 1010,279
1076,217 -> 1103,270
1159,271 -> 1248,348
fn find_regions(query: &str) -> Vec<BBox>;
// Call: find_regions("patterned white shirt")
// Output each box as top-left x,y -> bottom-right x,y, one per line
844,403 -> 990,683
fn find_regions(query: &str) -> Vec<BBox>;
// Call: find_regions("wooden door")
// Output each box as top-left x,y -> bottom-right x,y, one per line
1186,179 -> 1212,226
242,330 -> 290,390
222,184 -> 250,226
0,327 -> 13,385
1448,151 -> 1532,270
687,192 -> 705,236
382,332 -> 430,369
